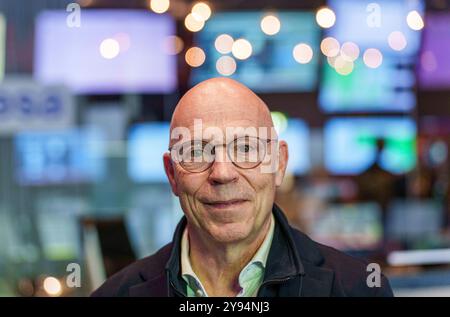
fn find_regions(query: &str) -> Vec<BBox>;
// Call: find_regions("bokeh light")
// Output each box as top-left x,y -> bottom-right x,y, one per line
191,2 -> 212,22
184,13 -> 205,32
334,55 -> 354,75
320,37 -> 340,57
216,56 -> 237,76
150,0 -> 170,14
316,7 -> 336,28
293,43 -> 313,64
261,15 -> 281,35
232,39 -> 252,60
363,48 -> 383,68
421,50 -> 437,72
43,277 -> 62,296
99,38 -> 120,59
214,34 -> 234,54
340,42 -> 360,62
185,47 -> 206,67
388,31 -> 407,51
407,10 -> 424,30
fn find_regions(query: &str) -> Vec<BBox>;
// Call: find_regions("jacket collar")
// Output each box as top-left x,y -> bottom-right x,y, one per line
262,204 -> 305,282
165,215 -> 189,296
271,204 -> 335,296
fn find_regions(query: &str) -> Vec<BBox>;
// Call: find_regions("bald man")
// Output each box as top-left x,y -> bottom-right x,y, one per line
92,78 -> 393,297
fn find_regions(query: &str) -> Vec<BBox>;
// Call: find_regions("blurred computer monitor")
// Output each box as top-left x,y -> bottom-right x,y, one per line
324,117 -> 417,175
34,10 -> 177,94
319,58 -> 416,112
0,79 -> 75,134
190,11 -> 320,92
277,118 -> 311,175
386,199 -> 444,242
310,202 -> 383,252
127,122 -> 169,183
14,128 -> 106,185
327,0 -> 424,56
418,13 -> 450,90
320,0 -> 423,113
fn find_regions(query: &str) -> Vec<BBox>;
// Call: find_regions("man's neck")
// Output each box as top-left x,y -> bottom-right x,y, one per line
186,216 -> 272,297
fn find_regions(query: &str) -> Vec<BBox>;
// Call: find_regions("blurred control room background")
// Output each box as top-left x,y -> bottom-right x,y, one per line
0,0 -> 449,297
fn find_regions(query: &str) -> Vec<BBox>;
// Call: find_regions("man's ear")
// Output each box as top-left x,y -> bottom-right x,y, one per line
163,152 -> 179,196
275,140 -> 289,187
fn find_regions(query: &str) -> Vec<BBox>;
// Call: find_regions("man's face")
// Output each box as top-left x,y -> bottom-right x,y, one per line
163,79 -> 288,244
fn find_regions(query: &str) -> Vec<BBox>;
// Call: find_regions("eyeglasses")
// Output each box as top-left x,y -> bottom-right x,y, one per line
169,136 -> 277,173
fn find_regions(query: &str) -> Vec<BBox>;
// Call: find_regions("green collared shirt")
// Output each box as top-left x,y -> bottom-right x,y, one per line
180,214 -> 275,297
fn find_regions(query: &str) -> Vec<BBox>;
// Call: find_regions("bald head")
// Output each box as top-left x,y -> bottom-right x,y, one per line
169,78 -> 274,147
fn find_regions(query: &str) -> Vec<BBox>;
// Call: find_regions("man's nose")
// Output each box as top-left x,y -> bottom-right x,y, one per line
207,147 -> 239,185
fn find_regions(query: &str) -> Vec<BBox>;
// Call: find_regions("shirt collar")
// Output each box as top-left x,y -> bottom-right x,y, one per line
180,225 -> 209,296
240,213 -> 275,272
180,213 -> 275,296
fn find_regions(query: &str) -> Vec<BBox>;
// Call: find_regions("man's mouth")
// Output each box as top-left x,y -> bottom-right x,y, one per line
203,199 -> 248,209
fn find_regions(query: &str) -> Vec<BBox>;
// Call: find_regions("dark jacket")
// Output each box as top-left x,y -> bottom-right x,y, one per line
91,204 -> 393,297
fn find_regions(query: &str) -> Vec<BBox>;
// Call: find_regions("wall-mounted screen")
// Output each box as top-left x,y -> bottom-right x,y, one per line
34,10 -> 177,94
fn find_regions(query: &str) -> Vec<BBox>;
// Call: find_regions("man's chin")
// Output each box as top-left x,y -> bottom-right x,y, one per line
206,222 -> 252,244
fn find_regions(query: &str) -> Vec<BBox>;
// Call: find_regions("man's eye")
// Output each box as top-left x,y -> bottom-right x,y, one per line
190,148 -> 204,157
237,144 -> 254,153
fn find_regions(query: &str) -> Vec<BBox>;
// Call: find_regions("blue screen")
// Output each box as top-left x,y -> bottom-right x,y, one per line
418,13 -> 450,89
278,119 -> 311,175
14,128 -> 106,185
319,58 -> 416,112
128,122 -> 169,183
324,117 -> 417,175
327,0 -> 424,56
319,0 -> 423,113
35,10 -> 177,94
190,11 -> 320,92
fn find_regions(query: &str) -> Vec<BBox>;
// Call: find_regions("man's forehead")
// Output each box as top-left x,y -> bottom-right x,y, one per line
172,92 -> 272,128
170,119 -> 277,143
185,118 -> 267,131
